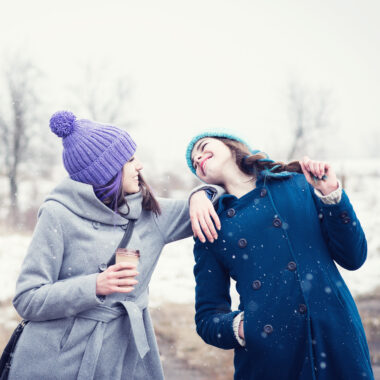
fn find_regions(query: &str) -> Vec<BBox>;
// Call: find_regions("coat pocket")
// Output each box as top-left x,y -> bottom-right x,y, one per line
60,317 -> 76,351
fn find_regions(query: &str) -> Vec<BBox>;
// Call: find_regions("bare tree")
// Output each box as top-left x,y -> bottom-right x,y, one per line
287,81 -> 333,160
74,62 -> 133,128
0,55 -> 42,226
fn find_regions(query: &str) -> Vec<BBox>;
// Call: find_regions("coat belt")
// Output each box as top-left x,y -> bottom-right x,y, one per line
75,293 -> 150,380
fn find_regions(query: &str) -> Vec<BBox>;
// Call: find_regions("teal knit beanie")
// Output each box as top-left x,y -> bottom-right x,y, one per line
185,131 -> 292,179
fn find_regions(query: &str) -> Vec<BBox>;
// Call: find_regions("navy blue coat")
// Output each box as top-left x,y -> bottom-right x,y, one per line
193,173 -> 374,380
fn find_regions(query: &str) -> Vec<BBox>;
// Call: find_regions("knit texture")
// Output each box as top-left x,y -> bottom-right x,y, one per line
185,131 -> 292,179
50,111 -> 136,185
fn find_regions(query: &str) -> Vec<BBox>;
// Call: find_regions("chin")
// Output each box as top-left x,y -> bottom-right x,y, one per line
202,173 -> 220,185
125,185 -> 140,194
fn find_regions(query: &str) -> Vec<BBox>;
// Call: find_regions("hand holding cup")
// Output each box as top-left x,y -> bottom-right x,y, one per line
96,259 -> 139,296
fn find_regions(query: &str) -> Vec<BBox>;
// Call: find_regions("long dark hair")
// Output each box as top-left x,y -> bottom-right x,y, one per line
217,137 -> 303,177
93,170 -> 161,216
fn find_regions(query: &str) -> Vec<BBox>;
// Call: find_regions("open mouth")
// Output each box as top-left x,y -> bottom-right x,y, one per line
200,155 -> 212,176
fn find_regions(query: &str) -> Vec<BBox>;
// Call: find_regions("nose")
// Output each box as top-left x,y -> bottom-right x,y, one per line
195,153 -> 203,165
136,159 -> 143,171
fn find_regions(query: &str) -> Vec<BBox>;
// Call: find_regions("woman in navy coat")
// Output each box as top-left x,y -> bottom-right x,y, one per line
185,132 -> 374,380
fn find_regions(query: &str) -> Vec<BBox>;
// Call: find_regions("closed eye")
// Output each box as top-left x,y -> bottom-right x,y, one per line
192,140 -> 209,170
200,142 -> 208,152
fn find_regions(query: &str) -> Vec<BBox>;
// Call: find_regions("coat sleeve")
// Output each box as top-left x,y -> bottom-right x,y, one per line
310,184 -> 367,271
193,239 -> 241,349
13,205 -> 101,321
153,198 -> 193,244
154,185 -> 225,244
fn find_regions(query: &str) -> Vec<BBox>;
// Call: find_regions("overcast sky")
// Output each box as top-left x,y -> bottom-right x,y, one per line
1,0 -> 379,176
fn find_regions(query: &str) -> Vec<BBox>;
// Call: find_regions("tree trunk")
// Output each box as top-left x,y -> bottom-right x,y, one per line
8,173 -> 20,228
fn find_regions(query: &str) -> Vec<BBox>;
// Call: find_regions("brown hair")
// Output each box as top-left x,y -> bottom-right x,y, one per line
139,173 -> 161,215
94,170 -> 161,216
216,137 -> 303,177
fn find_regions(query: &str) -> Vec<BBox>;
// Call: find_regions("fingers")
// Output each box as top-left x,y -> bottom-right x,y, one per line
204,213 -> 218,241
190,193 -> 221,243
198,215 -> 214,243
112,269 -> 139,278
96,268 -> 138,296
301,157 -> 328,181
112,262 -> 137,271
299,161 -> 312,183
107,269 -> 139,293
209,207 -> 221,231
191,207 -> 221,243
110,286 -> 135,293
191,215 -> 206,243
116,277 -> 138,286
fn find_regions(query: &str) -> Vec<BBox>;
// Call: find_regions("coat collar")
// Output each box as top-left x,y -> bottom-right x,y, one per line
118,192 -> 143,220
217,173 -> 293,212
45,177 -> 143,225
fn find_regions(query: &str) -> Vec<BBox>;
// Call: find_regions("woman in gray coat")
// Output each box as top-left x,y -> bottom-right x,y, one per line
7,111 -> 222,380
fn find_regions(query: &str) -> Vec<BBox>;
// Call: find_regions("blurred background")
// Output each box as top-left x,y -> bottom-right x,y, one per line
0,0 -> 379,378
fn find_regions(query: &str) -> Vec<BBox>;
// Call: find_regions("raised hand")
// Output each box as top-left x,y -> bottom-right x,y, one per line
299,156 -> 339,196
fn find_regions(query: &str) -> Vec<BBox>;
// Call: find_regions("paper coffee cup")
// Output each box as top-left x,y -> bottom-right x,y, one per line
115,248 -> 140,266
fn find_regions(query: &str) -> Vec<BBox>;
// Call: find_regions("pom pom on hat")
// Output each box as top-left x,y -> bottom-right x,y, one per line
50,110 -> 76,138
50,110 -> 137,185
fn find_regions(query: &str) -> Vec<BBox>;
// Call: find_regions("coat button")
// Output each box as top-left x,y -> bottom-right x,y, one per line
92,221 -> 100,229
227,208 -> 236,218
273,218 -> 282,228
252,280 -> 262,290
340,211 -> 349,219
238,238 -> 248,248
98,263 -> 107,272
260,188 -> 267,197
263,324 -> 273,334
342,217 -> 351,224
299,304 -> 307,314
287,261 -> 297,271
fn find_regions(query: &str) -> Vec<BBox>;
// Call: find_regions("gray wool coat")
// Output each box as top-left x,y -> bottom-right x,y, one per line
9,178 -> 221,380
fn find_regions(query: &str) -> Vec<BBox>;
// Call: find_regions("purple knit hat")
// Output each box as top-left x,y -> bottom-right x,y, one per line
50,110 -> 136,185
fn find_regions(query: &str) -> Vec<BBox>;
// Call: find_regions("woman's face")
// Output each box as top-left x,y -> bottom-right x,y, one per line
191,137 -> 233,183
122,155 -> 143,194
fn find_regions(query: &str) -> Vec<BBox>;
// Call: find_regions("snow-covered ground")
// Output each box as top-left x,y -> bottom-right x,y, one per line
1,175 -> 380,310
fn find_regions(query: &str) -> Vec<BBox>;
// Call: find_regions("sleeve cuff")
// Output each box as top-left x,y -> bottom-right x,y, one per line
189,184 -> 225,205
314,180 -> 342,205
232,312 -> 246,346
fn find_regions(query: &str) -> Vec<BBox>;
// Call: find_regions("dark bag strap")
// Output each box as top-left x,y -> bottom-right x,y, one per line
106,219 -> 136,268
0,320 -> 29,380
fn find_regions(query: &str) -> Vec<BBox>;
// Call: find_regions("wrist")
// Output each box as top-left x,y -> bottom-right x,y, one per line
314,180 -> 342,205
320,181 -> 339,196
233,312 -> 245,346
